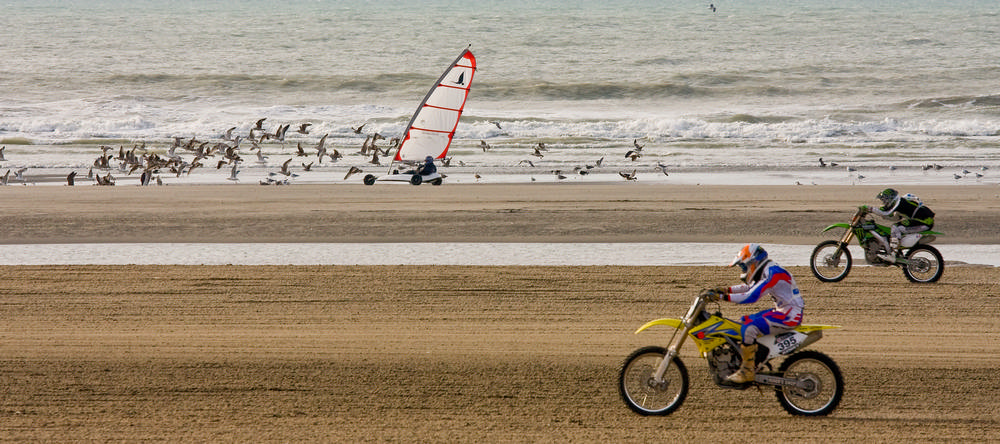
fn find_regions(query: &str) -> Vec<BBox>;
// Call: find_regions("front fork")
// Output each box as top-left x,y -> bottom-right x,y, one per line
652,303 -> 701,382
653,335 -> 687,382
838,228 -> 856,251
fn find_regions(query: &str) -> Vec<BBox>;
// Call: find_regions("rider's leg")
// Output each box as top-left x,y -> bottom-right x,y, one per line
888,224 -> 930,259
727,312 -> 770,384
876,224 -> 905,261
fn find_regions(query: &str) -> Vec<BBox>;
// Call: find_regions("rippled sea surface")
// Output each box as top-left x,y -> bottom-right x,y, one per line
1,1 -> 998,186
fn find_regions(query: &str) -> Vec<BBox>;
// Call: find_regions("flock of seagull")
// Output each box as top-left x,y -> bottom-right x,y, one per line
0,127 -> 993,185
0,119 -> 409,186
0,119 -> 654,186
818,156 -> 990,184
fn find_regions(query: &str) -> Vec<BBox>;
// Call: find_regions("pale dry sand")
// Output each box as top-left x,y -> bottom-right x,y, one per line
1,265 -> 998,442
2,184 -> 999,442
1,183 -> 998,244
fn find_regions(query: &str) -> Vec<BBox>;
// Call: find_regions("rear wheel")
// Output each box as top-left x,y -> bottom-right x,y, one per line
810,241 -> 852,282
409,174 -> 422,185
618,346 -> 688,416
775,350 -> 843,416
902,245 -> 944,283
362,174 -> 376,185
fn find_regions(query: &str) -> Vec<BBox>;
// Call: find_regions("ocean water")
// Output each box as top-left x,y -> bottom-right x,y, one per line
1,0 -> 999,185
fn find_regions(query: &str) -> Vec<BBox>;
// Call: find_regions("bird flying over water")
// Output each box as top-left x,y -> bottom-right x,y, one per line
619,170 -> 638,181
344,166 -> 363,180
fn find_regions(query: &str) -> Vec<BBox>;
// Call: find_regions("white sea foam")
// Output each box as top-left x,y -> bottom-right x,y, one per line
2,1 -> 999,186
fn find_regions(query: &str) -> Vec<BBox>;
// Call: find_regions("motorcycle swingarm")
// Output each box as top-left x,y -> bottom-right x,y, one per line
754,373 -> 813,390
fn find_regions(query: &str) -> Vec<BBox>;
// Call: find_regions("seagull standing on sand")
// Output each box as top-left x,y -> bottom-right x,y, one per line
228,162 -> 240,181
67,171 -> 77,186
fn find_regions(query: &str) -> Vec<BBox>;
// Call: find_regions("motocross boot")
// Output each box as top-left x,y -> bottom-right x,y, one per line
726,343 -> 757,384
878,237 -> 900,263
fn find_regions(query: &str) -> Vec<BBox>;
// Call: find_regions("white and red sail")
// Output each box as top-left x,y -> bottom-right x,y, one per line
392,48 -> 476,165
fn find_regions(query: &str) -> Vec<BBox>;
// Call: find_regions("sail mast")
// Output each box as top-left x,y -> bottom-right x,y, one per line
387,46 -> 476,175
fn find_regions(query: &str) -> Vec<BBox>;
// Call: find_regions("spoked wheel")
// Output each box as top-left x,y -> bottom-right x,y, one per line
810,241 -> 853,283
618,346 -> 689,416
775,350 -> 844,416
902,245 -> 944,283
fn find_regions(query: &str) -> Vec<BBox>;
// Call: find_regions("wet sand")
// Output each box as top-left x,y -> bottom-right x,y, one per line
1,183 -> 998,244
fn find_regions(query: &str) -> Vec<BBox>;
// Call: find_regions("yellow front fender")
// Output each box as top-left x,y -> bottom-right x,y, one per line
795,324 -> 842,333
635,318 -> 685,334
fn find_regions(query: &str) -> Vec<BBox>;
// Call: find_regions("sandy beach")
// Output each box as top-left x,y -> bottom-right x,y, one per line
2,183 -> 998,244
2,183 -> 999,441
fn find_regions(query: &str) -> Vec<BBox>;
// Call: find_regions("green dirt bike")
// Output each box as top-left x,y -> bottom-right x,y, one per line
810,206 -> 944,283
618,290 -> 844,417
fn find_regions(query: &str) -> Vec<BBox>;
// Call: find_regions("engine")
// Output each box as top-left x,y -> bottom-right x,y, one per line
706,342 -> 741,384
863,239 -> 889,265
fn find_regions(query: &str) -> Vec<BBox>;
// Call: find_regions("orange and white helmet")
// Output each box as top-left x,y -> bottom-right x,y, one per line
730,243 -> 769,283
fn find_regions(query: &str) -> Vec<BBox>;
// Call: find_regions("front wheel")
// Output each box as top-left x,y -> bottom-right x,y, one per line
775,350 -> 844,416
810,240 -> 853,282
618,346 -> 689,416
902,245 -> 944,283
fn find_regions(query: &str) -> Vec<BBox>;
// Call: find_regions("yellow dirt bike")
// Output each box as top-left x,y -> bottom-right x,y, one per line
618,290 -> 844,416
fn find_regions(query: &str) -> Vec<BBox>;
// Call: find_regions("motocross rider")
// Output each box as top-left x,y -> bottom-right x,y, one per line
863,188 -> 935,262
706,244 -> 804,384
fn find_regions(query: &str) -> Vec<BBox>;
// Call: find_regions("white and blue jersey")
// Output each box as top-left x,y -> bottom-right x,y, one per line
723,260 -> 804,345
